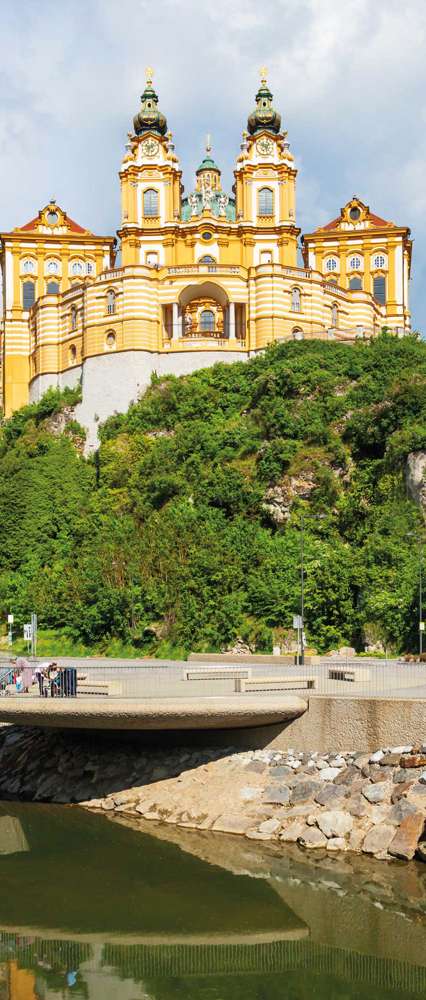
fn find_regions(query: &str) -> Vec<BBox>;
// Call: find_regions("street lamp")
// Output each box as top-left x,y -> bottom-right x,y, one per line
298,513 -> 325,665
408,532 -> 424,657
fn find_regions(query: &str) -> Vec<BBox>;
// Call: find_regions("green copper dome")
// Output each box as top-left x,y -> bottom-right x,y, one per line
196,154 -> 220,174
133,70 -> 167,137
247,71 -> 281,135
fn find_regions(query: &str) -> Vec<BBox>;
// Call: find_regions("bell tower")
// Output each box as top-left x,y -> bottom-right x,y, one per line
234,70 -> 299,267
118,69 -> 182,267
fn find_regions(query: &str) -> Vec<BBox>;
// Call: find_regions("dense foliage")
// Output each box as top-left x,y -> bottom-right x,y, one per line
1,332 -> 425,656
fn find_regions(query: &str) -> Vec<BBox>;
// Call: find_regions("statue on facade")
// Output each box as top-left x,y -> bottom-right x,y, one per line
188,192 -> 198,217
218,192 -> 229,217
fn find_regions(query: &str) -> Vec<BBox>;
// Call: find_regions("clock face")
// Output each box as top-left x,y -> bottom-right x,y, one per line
256,137 -> 274,156
142,138 -> 159,157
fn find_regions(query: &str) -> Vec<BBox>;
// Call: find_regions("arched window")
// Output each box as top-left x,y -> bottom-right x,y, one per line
291,287 -> 301,312
22,259 -> 35,274
69,344 -> 77,364
200,309 -> 215,332
46,281 -> 59,294
292,328 -> 304,340
373,276 -> 386,304
107,289 -> 116,315
349,256 -> 362,270
349,276 -> 362,290
199,255 -> 216,264
258,187 -> 273,216
71,306 -> 77,331
47,260 -> 59,275
331,303 -> 338,327
144,188 -> 159,217
22,281 -> 35,310
71,261 -> 83,276
325,257 -> 338,272
105,330 -> 116,350
260,250 -> 273,264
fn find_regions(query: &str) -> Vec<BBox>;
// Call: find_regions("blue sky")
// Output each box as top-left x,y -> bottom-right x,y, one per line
1,0 -> 425,328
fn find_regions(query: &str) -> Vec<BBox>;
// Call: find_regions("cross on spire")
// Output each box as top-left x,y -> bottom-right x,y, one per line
260,65 -> 268,85
205,133 -> 212,155
145,66 -> 154,86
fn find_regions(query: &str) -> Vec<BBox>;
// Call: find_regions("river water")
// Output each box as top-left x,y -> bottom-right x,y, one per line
0,802 -> 425,999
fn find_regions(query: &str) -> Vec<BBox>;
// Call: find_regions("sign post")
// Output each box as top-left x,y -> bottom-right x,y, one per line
31,613 -> 37,659
23,623 -> 32,655
7,614 -> 13,647
293,615 -> 303,666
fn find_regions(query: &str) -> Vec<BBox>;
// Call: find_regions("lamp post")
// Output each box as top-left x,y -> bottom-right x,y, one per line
298,513 -> 325,666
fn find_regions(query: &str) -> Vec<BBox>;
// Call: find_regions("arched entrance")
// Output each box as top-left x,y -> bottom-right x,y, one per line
163,282 -> 245,341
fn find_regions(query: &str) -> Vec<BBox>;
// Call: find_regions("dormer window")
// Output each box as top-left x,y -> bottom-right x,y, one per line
46,211 -> 59,225
349,207 -> 361,221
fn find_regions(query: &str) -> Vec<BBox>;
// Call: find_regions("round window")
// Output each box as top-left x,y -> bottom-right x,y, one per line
46,211 -> 59,225
349,207 -> 361,221
201,231 -> 212,241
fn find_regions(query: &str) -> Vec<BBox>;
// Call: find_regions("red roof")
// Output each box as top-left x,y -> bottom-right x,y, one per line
318,211 -> 392,232
19,210 -> 87,234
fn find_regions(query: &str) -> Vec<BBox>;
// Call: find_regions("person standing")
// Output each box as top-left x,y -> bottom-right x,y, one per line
34,662 -> 51,697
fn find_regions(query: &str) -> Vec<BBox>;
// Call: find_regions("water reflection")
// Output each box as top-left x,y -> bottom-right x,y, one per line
0,803 -> 424,999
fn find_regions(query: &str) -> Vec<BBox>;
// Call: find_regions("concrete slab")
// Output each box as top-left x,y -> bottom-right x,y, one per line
0,695 -> 308,731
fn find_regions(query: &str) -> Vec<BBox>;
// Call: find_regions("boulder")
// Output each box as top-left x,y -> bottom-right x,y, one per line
389,813 -> 425,860
314,784 -> 346,807
362,824 -> 395,856
362,782 -> 392,804
279,820 -> 307,843
298,827 -> 328,849
317,810 -> 353,838
347,794 -> 369,818
388,800 -> 419,826
290,780 -> 319,804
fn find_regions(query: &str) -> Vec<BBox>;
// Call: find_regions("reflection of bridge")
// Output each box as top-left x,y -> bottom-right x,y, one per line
1,933 -> 426,995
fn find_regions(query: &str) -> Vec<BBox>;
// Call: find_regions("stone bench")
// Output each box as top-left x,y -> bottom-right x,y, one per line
328,667 -> 370,683
239,676 -> 316,693
183,667 -> 252,683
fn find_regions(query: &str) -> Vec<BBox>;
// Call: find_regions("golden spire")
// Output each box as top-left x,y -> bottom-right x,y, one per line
205,133 -> 212,155
145,66 -> 154,86
260,65 -> 268,86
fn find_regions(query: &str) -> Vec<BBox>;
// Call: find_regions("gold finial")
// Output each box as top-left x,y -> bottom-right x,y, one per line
145,66 -> 154,86
260,65 -> 268,85
205,133 -> 212,155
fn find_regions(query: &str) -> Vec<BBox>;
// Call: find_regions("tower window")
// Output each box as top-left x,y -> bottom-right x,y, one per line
291,287 -> 301,312
47,260 -> 59,274
144,188 -> 159,217
373,254 -> 386,270
325,257 -> 338,272
22,281 -> 35,310
349,256 -> 362,270
200,309 -> 215,332
146,252 -> 158,266
71,261 -> 83,276
349,207 -> 361,221
292,328 -> 304,340
331,303 -> 338,327
69,344 -> 77,364
105,330 -> 116,349
46,281 -> 59,294
349,276 -> 362,290
86,262 -> 94,275
260,250 -> 273,264
107,289 -> 116,315
373,276 -> 386,304
71,306 -> 77,331
199,255 -> 216,264
258,187 -> 273,216
22,259 -> 35,274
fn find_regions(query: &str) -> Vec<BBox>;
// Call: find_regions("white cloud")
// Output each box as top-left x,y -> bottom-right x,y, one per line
0,0 -> 425,325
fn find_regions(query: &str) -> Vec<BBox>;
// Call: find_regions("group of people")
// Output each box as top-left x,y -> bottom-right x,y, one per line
10,658 -> 61,697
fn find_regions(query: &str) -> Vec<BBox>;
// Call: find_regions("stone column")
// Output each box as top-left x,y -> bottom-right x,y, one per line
172,302 -> 180,340
228,301 -> 235,340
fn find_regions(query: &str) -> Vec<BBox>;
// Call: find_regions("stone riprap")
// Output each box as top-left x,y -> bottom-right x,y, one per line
0,726 -> 426,862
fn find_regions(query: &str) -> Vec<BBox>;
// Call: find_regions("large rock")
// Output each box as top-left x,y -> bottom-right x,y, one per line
317,810 -> 353,838
262,785 -> 290,806
406,451 -> 426,508
388,799 -> 419,826
389,813 -> 425,860
290,780 -> 319,804
314,784 -> 346,807
362,781 -> 392,804
298,827 -> 328,849
279,820 -> 307,843
362,824 -> 395,856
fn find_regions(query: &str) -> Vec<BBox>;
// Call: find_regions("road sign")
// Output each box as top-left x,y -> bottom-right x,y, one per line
7,614 -> 13,625
23,624 -> 32,641
293,615 -> 303,630
420,622 -> 425,632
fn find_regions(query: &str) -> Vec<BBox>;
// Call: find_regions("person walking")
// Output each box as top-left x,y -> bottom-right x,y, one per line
34,662 -> 51,697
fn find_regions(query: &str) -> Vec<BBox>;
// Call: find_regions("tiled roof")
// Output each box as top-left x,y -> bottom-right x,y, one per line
318,211 -> 392,232
19,212 -> 87,234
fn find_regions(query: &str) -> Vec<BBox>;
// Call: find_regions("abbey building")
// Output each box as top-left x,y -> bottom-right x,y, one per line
0,71 -> 412,445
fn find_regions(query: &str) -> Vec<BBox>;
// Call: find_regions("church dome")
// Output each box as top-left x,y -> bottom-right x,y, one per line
133,69 -> 167,136
247,70 -> 281,135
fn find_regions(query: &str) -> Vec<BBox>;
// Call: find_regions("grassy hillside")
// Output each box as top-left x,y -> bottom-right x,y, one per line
1,332 -> 425,657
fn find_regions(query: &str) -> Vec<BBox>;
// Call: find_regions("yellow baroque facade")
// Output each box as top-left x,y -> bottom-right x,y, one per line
0,70 -> 412,445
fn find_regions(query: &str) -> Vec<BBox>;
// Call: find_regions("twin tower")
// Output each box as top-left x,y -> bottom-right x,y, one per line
0,71 -> 412,446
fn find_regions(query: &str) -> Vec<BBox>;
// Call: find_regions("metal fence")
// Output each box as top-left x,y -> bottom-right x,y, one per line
0,655 -> 425,700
